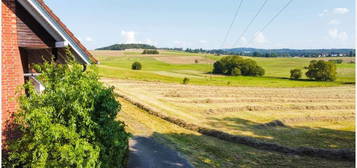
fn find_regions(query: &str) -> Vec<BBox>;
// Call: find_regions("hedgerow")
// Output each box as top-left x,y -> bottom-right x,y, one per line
5,60 -> 130,168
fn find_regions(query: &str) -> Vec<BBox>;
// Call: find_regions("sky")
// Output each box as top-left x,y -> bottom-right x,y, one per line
44,0 -> 355,50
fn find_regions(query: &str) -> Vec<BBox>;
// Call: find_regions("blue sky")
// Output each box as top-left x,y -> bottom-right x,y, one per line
45,0 -> 355,50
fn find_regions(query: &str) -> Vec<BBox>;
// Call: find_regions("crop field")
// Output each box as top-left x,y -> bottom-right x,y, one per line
92,50 -> 355,87
105,78 -> 355,150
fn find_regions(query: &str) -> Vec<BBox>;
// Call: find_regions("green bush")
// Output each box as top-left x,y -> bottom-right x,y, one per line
142,49 -> 159,54
231,68 -> 242,76
328,59 -> 343,64
132,62 -> 142,70
212,56 -> 265,76
5,61 -> 130,168
290,69 -> 302,80
306,60 -> 337,81
182,77 -> 190,85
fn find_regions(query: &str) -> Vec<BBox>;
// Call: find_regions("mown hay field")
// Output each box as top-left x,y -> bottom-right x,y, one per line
117,97 -> 354,168
104,78 -> 355,150
92,50 -> 355,87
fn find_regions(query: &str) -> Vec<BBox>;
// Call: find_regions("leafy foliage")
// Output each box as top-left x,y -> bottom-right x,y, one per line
182,77 -> 190,85
142,49 -> 159,55
328,59 -> 343,64
306,60 -> 337,81
231,68 -> 242,76
5,61 -> 130,168
131,62 -> 142,70
212,56 -> 265,77
290,69 -> 302,80
96,43 -> 156,50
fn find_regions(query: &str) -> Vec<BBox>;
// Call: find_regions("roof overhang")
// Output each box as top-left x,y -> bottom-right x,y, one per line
18,0 -> 94,64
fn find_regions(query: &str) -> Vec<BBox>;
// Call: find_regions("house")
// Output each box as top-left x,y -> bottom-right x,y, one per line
1,0 -> 97,144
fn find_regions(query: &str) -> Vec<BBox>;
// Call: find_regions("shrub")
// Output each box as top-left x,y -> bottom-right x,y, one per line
306,60 -> 337,81
194,59 -> 199,64
290,69 -> 302,80
132,62 -> 142,70
182,77 -> 190,84
142,49 -> 159,54
231,68 -> 242,76
212,56 -> 265,76
5,61 -> 130,168
328,59 -> 343,64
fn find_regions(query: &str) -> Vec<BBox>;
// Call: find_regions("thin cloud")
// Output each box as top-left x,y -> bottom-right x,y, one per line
254,32 -> 267,44
328,19 -> 340,25
143,39 -> 157,46
328,28 -> 348,41
333,8 -> 350,15
121,31 -> 136,44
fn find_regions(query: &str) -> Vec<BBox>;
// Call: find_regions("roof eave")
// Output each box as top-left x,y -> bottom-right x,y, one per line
18,0 -> 96,64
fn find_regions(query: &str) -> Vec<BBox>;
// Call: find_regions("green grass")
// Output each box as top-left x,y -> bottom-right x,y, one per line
117,97 -> 354,168
93,50 -> 355,87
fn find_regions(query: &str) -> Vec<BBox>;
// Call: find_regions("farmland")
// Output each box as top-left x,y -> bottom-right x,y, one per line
93,50 -> 355,167
105,79 -> 355,150
93,50 -> 355,87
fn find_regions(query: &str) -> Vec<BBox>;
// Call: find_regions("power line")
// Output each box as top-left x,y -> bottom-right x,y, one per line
232,0 -> 269,48
220,0 -> 244,49
246,0 -> 293,46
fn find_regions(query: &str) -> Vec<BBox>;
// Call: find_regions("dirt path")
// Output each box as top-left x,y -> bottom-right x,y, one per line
118,99 -> 194,168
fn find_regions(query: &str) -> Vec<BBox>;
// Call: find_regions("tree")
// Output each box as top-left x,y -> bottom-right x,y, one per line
212,61 -> 225,74
142,49 -> 159,54
96,43 -> 156,50
5,61 -> 130,167
231,68 -> 242,76
132,62 -> 142,70
306,60 -> 337,81
212,56 -> 265,77
290,69 -> 302,80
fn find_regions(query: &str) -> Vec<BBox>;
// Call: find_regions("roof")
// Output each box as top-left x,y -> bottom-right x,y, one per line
18,0 -> 98,64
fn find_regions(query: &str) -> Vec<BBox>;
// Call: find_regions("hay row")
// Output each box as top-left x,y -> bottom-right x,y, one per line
116,93 -> 355,161
162,92 -> 354,99
166,98 -> 353,104
204,105 -> 355,113
282,116 -> 355,123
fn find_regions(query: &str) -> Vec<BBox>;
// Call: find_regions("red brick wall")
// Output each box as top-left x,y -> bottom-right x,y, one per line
2,0 -> 25,144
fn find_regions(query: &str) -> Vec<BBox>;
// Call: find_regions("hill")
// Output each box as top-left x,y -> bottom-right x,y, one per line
96,43 -> 156,50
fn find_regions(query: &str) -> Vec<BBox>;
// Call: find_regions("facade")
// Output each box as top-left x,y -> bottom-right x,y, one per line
1,0 -> 97,144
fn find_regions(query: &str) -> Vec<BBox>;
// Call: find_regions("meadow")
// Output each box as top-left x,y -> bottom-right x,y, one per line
94,50 -> 355,167
93,50 -> 355,87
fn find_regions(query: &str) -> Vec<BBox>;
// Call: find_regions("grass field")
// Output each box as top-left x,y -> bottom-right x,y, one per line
92,50 -> 355,87
117,97 -> 354,168
106,78 -> 355,150
95,50 -> 355,166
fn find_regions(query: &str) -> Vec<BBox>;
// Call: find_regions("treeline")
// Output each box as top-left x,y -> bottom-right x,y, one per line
96,44 -> 156,50
165,47 -> 355,58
